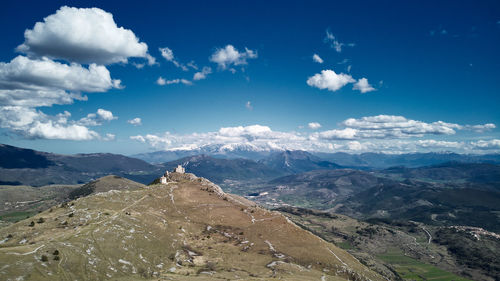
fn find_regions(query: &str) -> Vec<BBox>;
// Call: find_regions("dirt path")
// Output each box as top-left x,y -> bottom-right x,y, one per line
421,226 -> 432,244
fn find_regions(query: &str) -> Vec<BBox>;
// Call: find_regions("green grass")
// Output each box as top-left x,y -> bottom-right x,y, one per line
0,211 -> 37,223
336,241 -> 355,250
378,250 -> 471,281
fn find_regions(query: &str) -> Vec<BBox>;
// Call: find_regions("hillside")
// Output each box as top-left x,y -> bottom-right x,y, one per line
258,150 -> 342,174
0,176 -> 146,226
242,168 -> 500,232
314,152 -> 500,169
381,162 -> 500,186
0,144 -> 161,186
68,175 -> 145,199
265,169 -> 383,208
0,173 -> 384,280
278,206 -> 498,281
0,184 -> 79,224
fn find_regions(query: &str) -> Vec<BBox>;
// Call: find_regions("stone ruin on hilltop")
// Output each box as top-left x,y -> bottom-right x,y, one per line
160,165 -> 185,184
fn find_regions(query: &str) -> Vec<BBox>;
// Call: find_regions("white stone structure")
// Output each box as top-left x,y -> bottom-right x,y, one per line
160,175 -> 167,184
160,171 -> 170,184
174,165 -> 185,174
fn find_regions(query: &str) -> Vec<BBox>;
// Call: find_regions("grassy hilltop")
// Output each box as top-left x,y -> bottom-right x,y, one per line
0,173 -> 384,281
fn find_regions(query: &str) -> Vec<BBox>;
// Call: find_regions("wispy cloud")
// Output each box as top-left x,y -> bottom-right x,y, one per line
127,117 -> 142,126
308,122 -> 322,130
324,30 -> 355,53
245,101 -> 253,111
157,77 -> 192,86
193,66 -> 212,81
312,54 -> 324,64
210,45 -> 257,70
159,47 -> 188,71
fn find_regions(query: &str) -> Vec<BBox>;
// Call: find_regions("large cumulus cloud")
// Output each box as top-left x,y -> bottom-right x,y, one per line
16,6 -> 153,65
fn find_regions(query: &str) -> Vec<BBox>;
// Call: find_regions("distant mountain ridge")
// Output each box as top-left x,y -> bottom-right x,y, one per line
258,150 -> 342,174
0,144 -> 162,186
381,161 -> 500,184
159,154 -> 287,183
314,151 -> 500,168
133,143 -> 276,163
133,145 -> 500,169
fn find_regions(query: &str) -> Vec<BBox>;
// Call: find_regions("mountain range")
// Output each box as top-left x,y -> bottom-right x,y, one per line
0,145 -> 347,186
133,145 -> 500,168
0,144 -> 162,186
1,144 -> 499,280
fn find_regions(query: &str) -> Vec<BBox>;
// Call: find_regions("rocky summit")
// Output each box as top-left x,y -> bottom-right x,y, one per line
0,172 -> 383,280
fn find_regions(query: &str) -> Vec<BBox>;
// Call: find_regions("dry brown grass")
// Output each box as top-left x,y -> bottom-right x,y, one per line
0,173 -> 385,280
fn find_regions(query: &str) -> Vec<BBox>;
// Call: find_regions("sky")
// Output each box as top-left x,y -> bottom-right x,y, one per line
0,0 -> 499,155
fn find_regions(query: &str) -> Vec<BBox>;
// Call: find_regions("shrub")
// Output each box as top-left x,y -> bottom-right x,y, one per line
41,255 -> 48,262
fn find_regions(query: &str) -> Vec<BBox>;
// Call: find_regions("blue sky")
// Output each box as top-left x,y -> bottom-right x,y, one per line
0,0 -> 499,155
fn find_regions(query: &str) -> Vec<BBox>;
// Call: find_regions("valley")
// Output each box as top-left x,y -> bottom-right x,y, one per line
0,144 -> 499,280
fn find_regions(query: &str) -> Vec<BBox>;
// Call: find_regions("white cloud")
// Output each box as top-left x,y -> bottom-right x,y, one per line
316,128 -> 358,140
159,47 -> 174,61
17,6 -> 152,65
159,47 -> 188,71
187,61 -> 198,70
245,101 -> 253,111
157,78 -> 192,86
0,56 -> 121,107
0,106 -> 100,140
127,117 -> 142,126
132,63 -> 145,69
464,123 -> 496,133
471,139 -> 500,149
145,54 -> 157,66
308,122 -> 322,130
353,78 -> 375,93
130,119 -> 498,154
416,139 -> 463,148
103,133 -> 116,141
312,54 -> 323,64
209,45 -> 257,70
97,109 -> 116,121
193,67 -> 212,81
0,7 -> 128,141
131,124 -> 310,152
324,30 -> 354,53
27,121 -> 99,140
0,57 -> 121,140
76,109 -> 117,126
156,77 -> 166,85
306,69 -> 355,92
312,115 -> 495,140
